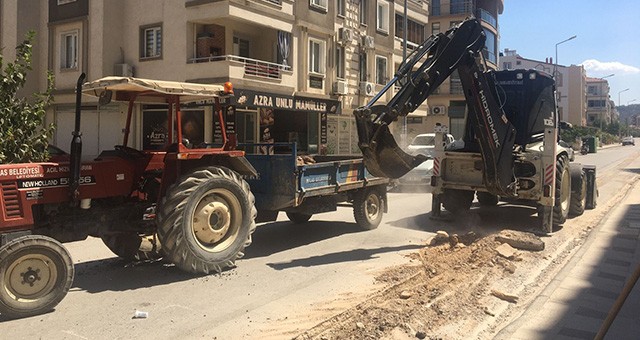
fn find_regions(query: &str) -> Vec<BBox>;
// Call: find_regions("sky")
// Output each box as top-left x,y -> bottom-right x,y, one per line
499,0 -> 640,106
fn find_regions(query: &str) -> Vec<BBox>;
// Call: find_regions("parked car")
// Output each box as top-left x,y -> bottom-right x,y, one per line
622,136 -> 635,146
558,140 -> 575,161
395,157 -> 434,192
406,133 -> 455,157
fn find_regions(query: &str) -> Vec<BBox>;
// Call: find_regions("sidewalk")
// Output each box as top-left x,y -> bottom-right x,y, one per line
496,177 -> 640,339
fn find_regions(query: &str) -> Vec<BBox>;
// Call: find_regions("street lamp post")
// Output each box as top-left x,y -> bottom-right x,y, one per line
554,35 -> 577,79
619,88 -> 630,107
602,73 -> 615,79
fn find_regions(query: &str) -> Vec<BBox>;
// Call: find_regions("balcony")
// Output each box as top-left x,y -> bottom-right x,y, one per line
187,55 -> 292,81
477,8 -> 497,29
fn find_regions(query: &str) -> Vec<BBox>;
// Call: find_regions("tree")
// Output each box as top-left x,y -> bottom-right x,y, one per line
0,31 -> 55,164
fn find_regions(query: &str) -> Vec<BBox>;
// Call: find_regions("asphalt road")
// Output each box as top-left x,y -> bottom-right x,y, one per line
1,142 -> 638,339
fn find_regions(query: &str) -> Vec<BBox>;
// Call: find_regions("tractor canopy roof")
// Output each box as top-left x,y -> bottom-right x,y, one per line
82,76 -> 232,104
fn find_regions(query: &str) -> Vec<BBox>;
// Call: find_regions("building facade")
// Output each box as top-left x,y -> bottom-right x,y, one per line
585,77 -> 614,126
426,0 -> 504,139
0,0 -> 436,158
500,49 -> 588,127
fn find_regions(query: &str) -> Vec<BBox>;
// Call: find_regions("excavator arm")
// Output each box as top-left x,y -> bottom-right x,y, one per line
354,17 -> 517,196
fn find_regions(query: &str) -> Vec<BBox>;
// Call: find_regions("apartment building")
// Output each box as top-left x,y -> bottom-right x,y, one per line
0,0 -> 433,157
426,0 -> 503,138
500,49 -> 588,127
585,77 -> 614,126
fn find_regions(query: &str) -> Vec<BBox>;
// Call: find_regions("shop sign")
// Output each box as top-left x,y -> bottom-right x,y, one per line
234,89 -> 341,114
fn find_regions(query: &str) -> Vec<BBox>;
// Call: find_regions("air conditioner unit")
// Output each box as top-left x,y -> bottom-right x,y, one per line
333,80 -> 348,95
338,27 -> 353,45
361,35 -> 375,49
114,63 -> 134,77
431,105 -> 446,115
431,105 -> 445,115
360,81 -> 375,96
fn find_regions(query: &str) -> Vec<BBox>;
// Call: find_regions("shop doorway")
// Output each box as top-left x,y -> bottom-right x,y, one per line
236,109 -> 258,152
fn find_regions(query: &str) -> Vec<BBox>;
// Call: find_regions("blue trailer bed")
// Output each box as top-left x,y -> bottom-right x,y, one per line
242,143 -> 388,229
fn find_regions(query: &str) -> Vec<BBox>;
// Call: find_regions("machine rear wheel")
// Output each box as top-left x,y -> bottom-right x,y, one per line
442,189 -> 474,213
286,212 -> 312,224
476,192 -> 499,206
353,188 -> 384,230
553,155 -> 571,226
157,167 -> 257,274
569,166 -> 587,216
0,236 -> 74,319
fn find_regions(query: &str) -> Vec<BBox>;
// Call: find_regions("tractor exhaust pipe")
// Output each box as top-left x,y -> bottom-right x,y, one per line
69,73 -> 86,204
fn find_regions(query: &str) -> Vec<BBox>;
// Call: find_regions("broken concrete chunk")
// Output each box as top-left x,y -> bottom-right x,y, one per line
495,230 -> 545,251
400,291 -> 413,299
435,231 -> 449,240
491,290 -> 519,303
495,243 -> 517,259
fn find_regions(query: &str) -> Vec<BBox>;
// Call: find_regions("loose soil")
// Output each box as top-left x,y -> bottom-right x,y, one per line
294,178 -> 634,340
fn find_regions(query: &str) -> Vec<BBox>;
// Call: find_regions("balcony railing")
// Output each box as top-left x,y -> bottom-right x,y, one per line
477,8 -> 497,29
188,55 -> 292,79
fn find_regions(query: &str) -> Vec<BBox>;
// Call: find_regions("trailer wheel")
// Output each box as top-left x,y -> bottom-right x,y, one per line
553,155 -> 571,226
157,167 -> 257,274
0,235 -> 74,319
442,189 -> 474,213
286,212 -> 312,224
353,188 -> 384,230
476,192 -> 499,206
569,166 -> 587,217
101,233 -> 161,261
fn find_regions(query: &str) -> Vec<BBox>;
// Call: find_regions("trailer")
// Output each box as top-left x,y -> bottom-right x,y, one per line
243,143 -> 388,229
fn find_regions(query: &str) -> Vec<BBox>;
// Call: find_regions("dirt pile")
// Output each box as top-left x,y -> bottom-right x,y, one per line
296,231 -> 542,340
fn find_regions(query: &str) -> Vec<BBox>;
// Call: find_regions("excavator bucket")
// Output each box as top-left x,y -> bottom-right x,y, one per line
354,105 -> 427,179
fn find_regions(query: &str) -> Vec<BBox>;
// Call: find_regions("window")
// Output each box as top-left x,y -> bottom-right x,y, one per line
432,22 -> 440,35
395,14 -> 426,44
431,0 -> 440,16
482,28 -> 496,63
309,38 -> 326,74
57,0 -> 76,4
337,0 -> 345,17
377,1 -> 390,33
503,62 -> 512,70
360,0 -> 368,25
376,56 -> 387,85
141,25 -> 162,59
233,37 -> 250,57
516,60 -> 522,65
588,85 -> 598,95
359,52 -> 367,82
310,0 -> 328,11
336,46 -> 345,79
60,30 -> 78,69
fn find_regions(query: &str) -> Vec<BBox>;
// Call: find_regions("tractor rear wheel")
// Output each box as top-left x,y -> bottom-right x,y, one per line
442,189 -> 474,213
101,233 -> 161,261
553,155 -> 571,226
157,167 -> 256,274
286,212 -> 312,224
0,235 -> 74,319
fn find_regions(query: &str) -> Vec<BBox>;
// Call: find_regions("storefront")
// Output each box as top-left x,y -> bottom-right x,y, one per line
232,88 -> 342,155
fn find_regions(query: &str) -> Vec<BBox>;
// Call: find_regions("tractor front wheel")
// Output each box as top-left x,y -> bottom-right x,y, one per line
0,235 -> 74,319
157,167 -> 256,274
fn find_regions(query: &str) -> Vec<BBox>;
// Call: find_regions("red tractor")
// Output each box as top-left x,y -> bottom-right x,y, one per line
0,74 -> 257,318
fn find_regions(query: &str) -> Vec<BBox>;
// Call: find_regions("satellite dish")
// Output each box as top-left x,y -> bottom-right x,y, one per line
99,90 -> 112,106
